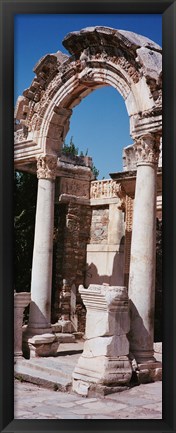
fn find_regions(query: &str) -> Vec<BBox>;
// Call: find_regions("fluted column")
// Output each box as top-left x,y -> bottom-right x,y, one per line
128,133 -> 160,365
27,155 -> 57,335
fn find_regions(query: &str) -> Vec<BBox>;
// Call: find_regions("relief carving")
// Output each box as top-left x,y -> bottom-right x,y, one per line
60,178 -> 89,198
90,180 -> 125,203
134,134 -> 161,165
14,126 -> 29,143
37,155 -> 57,180
146,73 -> 162,107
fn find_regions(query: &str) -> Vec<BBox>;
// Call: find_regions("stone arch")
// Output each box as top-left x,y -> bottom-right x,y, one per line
14,26 -> 162,168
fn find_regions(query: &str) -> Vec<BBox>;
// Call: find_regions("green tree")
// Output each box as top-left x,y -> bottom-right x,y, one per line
14,171 -> 37,292
92,165 -> 99,180
62,137 -> 99,179
62,136 -> 79,156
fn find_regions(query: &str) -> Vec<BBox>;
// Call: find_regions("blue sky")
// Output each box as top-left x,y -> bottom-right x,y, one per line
14,14 -> 162,178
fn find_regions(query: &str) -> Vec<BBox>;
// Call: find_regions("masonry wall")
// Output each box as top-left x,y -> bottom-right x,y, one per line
52,202 -> 92,331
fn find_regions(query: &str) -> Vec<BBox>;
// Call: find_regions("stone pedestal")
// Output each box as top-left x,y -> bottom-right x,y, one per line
72,284 -> 132,396
27,333 -> 59,358
14,292 -> 31,358
128,134 -> 162,381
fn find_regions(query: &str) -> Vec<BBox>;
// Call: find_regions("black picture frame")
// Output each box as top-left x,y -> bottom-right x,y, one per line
0,0 -> 175,432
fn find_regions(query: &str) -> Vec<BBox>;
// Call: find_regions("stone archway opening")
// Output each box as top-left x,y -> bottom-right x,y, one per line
64,84 -> 131,179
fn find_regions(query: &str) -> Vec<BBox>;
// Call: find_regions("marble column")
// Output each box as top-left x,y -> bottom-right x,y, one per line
27,155 -> 57,335
128,133 -> 161,366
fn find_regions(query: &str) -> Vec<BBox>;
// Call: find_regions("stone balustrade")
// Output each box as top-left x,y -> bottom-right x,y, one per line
90,179 -> 120,200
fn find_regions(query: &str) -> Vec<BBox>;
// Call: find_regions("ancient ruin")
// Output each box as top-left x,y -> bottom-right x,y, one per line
14,27 -> 162,393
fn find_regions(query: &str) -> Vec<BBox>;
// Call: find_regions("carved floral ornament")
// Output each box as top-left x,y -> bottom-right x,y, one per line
36,155 -> 57,180
133,134 -> 161,165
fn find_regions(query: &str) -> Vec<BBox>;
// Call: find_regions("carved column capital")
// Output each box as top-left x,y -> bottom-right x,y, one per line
37,155 -> 57,180
134,133 -> 161,166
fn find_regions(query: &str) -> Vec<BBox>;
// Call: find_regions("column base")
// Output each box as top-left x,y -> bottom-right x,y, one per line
24,324 -> 53,336
22,327 -> 59,359
72,355 -> 132,396
14,351 -> 23,359
131,361 -> 162,384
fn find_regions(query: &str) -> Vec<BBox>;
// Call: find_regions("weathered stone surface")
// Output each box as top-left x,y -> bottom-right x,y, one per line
136,364 -> 162,384
26,334 -> 59,358
52,198 -> 92,330
27,173 -> 56,336
28,333 -> 56,344
72,285 -> 132,395
90,207 -> 109,244
83,335 -> 129,357
14,26 -> 162,167
73,355 -> 132,386
14,292 -> 31,357
85,310 -> 130,339
56,319 -> 74,333
136,47 -> 162,80
118,29 -> 161,51
153,342 -> 162,354
63,26 -> 161,55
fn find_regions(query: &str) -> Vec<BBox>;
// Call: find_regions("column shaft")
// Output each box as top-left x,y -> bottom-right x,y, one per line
28,155 -> 57,334
128,134 -> 160,364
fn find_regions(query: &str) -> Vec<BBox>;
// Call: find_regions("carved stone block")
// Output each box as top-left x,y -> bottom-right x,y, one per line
72,284 -> 132,395
27,333 -> 59,358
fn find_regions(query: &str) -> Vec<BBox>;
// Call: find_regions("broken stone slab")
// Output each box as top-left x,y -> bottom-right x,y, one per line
72,285 -> 132,396
136,364 -> 162,384
73,380 -> 129,398
56,319 -> 75,333
51,323 -> 62,333
55,333 -> 76,343
14,291 -> 31,358
23,333 -> 59,358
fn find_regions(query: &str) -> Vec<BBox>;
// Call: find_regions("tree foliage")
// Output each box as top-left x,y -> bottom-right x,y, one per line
14,171 -> 37,292
62,136 -> 79,156
62,136 -> 99,179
